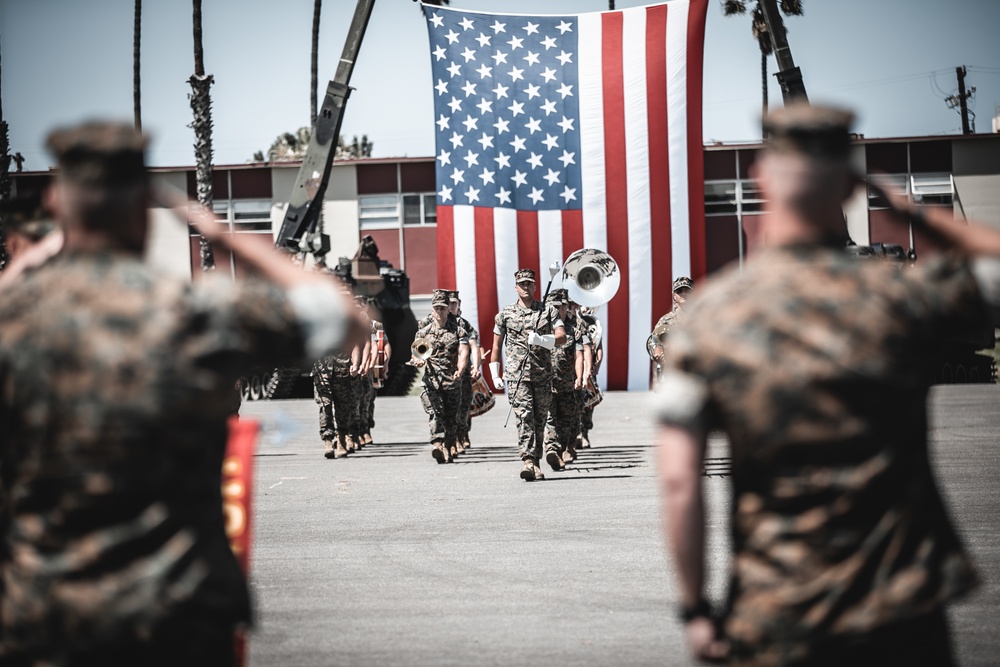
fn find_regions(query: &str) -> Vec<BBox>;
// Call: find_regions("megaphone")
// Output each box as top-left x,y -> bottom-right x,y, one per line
561,249 -> 620,308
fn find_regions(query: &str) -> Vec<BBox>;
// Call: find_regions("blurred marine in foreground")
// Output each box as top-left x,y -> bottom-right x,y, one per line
655,103 -> 1000,666
0,122 -> 361,665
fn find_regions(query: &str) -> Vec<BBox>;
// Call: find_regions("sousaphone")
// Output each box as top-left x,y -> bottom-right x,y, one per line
561,249 -> 620,308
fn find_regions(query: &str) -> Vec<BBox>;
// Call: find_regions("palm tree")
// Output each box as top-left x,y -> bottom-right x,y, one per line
311,0 -> 322,124
133,0 -> 142,132
722,0 -> 803,135
190,0 -> 215,270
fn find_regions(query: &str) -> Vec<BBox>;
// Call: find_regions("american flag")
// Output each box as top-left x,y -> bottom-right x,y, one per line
423,1 -> 707,391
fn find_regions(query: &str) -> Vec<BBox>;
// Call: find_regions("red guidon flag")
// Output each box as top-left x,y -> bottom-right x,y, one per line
423,0 -> 708,391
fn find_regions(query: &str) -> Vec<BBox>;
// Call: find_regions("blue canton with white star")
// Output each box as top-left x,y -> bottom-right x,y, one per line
424,7 -> 582,211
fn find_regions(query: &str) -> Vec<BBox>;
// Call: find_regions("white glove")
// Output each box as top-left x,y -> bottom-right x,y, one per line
527,332 -> 556,350
489,361 -> 504,390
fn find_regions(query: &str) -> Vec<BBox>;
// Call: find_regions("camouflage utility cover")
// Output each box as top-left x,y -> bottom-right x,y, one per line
494,301 -> 564,383
0,252 -> 310,655
655,244 -> 984,665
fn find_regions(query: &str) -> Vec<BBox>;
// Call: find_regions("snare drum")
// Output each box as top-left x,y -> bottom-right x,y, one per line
469,374 -> 497,417
582,375 -> 603,410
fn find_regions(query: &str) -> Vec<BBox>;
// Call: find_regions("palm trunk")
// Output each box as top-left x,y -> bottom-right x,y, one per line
0,42 -> 10,270
191,0 -> 215,271
133,0 -> 142,132
761,46 -> 768,138
311,0 -> 321,125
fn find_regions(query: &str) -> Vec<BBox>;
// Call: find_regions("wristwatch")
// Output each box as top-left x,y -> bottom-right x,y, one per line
678,597 -> 712,623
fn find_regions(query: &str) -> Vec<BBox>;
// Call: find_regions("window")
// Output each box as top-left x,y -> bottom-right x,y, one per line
910,173 -> 953,206
868,174 -> 908,210
232,199 -> 273,232
403,194 -> 438,225
704,180 -> 765,216
359,195 -> 400,229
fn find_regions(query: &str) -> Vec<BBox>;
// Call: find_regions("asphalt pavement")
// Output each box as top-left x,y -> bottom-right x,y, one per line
239,385 -> 1000,667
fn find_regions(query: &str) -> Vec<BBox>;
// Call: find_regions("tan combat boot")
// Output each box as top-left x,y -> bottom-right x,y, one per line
562,445 -> 577,463
545,449 -> 563,472
334,435 -> 348,459
323,439 -> 337,459
432,441 -> 449,464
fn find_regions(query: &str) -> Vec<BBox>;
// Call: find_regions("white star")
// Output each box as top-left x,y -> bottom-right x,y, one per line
460,17 -> 475,31
435,79 -> 449,96
493,82 -> 509,99
557,51 -> 573,66
461,47 -> 477,63
544,168 -> 561,186
495,152 -> 512,169
449,131 -> 464,148
556,21 -> 573,34
436,114 -> 450,131
433,45 -> 447,61
541,36 -> 557,50
437,149 -> 451,166
507,35 -> 524,51
541,68 -> 557,83
448,97 -> 462,113
495,187 -> 512,205
465,186 -> 481,203
560,186 -> 577,203
463,150 -> 480,167
558,150 -> 576,167
510,136 -> 527,153
527,152 -> 544,169
557,83 -> 574,99
445,30 -> 460,45
525,117 -> 542,134
476,98 -> 494,115
462,115 -> 479,132
491,20 -> 506,34
438,184 -> 453,202
447,61 -> 462,78
525,83 -> 541,100
508,100 -> 525,117
557,116 -> 576,133
523,51 -> 540,67
476,33 -> 491,48
512,170 -> 528,188
524,22 -> 540,35
429,13 -> 444,28
479,168 -> 496,185
540,99 -> 557,116
450,167 -> 465,184
477,132 -> 495,150
462,81 -> 478,97
528,187 -> 545,204
542,134 -> 559,151
494,118 -> 511,134
508,66 -> 524,82
476,63 -> 493,79
492,51 -> 508,66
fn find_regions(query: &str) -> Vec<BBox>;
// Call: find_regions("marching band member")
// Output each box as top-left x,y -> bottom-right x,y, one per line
449,290 -> 481,452
649,276 -> 694,366
577,306 -> 603,450
542,289 -> 586,470
411,289 -> 470,463
491,269 -> 566,482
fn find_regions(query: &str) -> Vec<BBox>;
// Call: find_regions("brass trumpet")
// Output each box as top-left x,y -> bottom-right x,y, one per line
407,337 -> 434,366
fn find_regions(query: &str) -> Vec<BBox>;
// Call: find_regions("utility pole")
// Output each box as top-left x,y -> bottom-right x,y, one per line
947,66 -> 975,135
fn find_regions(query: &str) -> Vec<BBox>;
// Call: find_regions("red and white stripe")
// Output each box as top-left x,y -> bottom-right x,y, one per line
437,0 -> 707,391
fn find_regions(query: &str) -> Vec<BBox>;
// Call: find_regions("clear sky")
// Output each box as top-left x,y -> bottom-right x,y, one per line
2,0 -> 998,172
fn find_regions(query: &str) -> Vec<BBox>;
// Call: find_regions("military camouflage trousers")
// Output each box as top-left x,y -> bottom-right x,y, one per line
456,374 -> 473,441
313,366 -> 361,441
359,374 -> 376,434
509,378 -> 552,461
544,387 -> 581,452
420,384 -> 462,446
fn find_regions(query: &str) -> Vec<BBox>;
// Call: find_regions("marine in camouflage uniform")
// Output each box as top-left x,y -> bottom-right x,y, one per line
650,276 -> 693,386
0,122 -> 355,665
449,290 -> 481,452
414,289 -> 470,463
655,103 -> 1000,667
577,308 -> 602,449
363,309 -> 390,446
314,292 -> 368,458
490,269 -> 566,481
542,289 -> 585,470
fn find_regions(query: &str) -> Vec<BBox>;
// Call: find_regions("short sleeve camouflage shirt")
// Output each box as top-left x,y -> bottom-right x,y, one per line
415,314 -> 468,390
654,244 -> 983,664
551,313 -> 583,392
0,252 -> 307,653
494,301 -> 563,382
